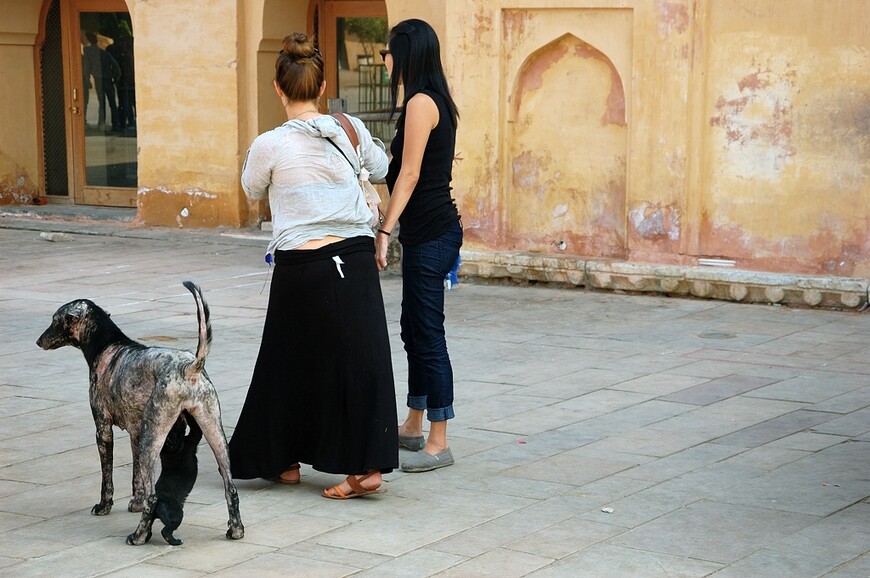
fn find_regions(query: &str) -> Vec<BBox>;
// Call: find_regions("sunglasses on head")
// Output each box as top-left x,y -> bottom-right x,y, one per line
379,48 -> 390,61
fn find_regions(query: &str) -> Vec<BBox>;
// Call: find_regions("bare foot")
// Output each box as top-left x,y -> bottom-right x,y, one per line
398,423 -> 423,438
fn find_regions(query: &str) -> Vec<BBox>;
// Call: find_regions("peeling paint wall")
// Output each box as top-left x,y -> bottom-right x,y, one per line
0,151 -> 38,205
447,0 -> 870,276
507,30 -> 627,257
700,0 -> 870,276
1,0 -> 867,276
450,2 -> 635,256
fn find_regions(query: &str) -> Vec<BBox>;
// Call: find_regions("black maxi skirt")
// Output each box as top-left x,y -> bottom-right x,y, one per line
229,236 -> 398,478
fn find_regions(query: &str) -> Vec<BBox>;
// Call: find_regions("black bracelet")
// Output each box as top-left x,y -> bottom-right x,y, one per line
377,228 -> 391,236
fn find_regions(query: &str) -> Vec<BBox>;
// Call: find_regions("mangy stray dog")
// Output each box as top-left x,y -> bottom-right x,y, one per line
128,411 -> 201,545
36,281 -> 244,544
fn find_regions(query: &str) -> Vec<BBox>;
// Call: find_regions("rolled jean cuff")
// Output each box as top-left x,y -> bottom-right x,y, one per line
426,405 -> 455,422
407,395 -> 427,411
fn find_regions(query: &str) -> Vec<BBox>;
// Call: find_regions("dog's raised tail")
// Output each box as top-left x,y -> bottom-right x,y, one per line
183,281 -> 211,375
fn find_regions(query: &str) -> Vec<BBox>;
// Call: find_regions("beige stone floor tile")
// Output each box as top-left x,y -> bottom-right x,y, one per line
434,548 -> 552,577
0,536 -> 165,578
146,527 -> 275,573
527,544 -> 724,577
2,225 -> 868,576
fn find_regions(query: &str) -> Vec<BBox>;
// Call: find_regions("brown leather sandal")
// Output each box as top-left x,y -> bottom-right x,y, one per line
322,471 -> 384,500
270,463 -> 301,485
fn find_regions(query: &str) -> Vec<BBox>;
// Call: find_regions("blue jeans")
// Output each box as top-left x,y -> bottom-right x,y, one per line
400,220 -> 463,422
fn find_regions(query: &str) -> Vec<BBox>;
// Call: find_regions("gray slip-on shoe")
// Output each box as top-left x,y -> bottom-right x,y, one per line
401,448 -> 454,473
398,434 -> 425,452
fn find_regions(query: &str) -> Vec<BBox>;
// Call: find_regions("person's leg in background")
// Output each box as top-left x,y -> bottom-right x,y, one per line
398,222 -> 462,471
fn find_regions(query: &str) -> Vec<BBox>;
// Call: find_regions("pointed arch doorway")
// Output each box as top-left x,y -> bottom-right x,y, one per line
506,32 -> 629,258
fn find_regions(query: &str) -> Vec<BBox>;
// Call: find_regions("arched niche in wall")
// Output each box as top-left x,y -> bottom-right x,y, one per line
506,33 -> 627,258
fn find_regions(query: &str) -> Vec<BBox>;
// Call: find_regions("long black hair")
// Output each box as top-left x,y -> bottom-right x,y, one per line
387,19 -> 459,126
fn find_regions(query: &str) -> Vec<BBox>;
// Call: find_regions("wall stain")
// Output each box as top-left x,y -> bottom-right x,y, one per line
802,90 -> 870,164
0,152 -> 38,204
458,129 -> 500,248
503,10 -> 529,46
709,63 -> 797,177
511,150 -> 548,199
513,41 -> 569,114
514,36 -> 625,127
630,202 -> 681,241
699,212 -> 870,276
656,0 -> 690,37
472,9 -> 493,38
138,185 -> 224,228
570,42 -> 626,127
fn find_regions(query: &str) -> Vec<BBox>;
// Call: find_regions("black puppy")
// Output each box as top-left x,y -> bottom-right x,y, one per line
139,412 -> 202,545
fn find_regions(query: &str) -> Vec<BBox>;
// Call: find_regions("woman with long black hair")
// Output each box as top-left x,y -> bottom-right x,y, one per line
376,19 -> 463,473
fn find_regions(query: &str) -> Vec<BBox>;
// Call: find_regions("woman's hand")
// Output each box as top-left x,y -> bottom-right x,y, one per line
375,232 -> 389,271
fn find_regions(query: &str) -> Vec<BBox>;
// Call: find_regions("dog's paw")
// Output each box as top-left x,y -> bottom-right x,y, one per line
162,530 -> 183,546
128,499 -> 145,513
91,501 -> 113,516
226,524 -> 245,540
126,532 -> 146,546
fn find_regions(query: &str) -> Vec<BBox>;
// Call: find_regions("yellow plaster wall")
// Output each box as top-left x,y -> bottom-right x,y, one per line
504,21 -> 629,258
446,0 -> 870,275
700,0 -> 870,275
133,0 -> 245,227
1,0 -> 867,275
238,0 -> 264,225
0,44 -> 40,204
239,0 -> 310,226
0,4 -> 42,204
387,0 -> 445,33
256,1 -> 307,136
447,0 -> 652,253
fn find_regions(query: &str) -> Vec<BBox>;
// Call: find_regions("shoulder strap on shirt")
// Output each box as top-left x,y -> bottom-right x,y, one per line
331,112 -> 359,151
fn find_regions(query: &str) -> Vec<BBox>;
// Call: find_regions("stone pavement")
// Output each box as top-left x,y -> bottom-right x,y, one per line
0,215 -> 868,577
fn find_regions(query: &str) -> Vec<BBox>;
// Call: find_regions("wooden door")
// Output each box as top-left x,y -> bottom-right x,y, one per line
63,0 -> 137,206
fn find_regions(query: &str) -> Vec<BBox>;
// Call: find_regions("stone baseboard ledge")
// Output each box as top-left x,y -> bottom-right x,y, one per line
460,250 -> 869,310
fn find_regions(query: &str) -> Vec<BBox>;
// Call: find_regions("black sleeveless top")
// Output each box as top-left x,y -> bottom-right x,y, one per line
386,89 -> 459,245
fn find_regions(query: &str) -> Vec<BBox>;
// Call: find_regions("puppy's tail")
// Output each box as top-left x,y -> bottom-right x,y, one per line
183,281 -> 211,376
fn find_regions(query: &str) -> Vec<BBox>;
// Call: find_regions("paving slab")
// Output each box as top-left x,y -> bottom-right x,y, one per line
0,222 -> 868,576
709,503 -> 870,578
612,499 -> 818,564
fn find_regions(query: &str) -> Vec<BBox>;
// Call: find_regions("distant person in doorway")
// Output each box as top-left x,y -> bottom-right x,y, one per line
82,32 -> 120,132
106,22 -> 135,132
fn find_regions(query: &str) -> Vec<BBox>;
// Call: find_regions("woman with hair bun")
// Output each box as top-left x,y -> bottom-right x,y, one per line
376,20 -> 463,473
229,32 -> 398,499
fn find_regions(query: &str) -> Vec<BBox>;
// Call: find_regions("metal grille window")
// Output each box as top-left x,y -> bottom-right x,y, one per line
40,0 -> 68,197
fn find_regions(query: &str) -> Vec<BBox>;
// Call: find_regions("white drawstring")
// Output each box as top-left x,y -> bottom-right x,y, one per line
332,255 -> 345,278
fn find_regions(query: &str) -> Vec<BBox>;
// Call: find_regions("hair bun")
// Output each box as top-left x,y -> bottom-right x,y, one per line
282,32 -> 317,60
